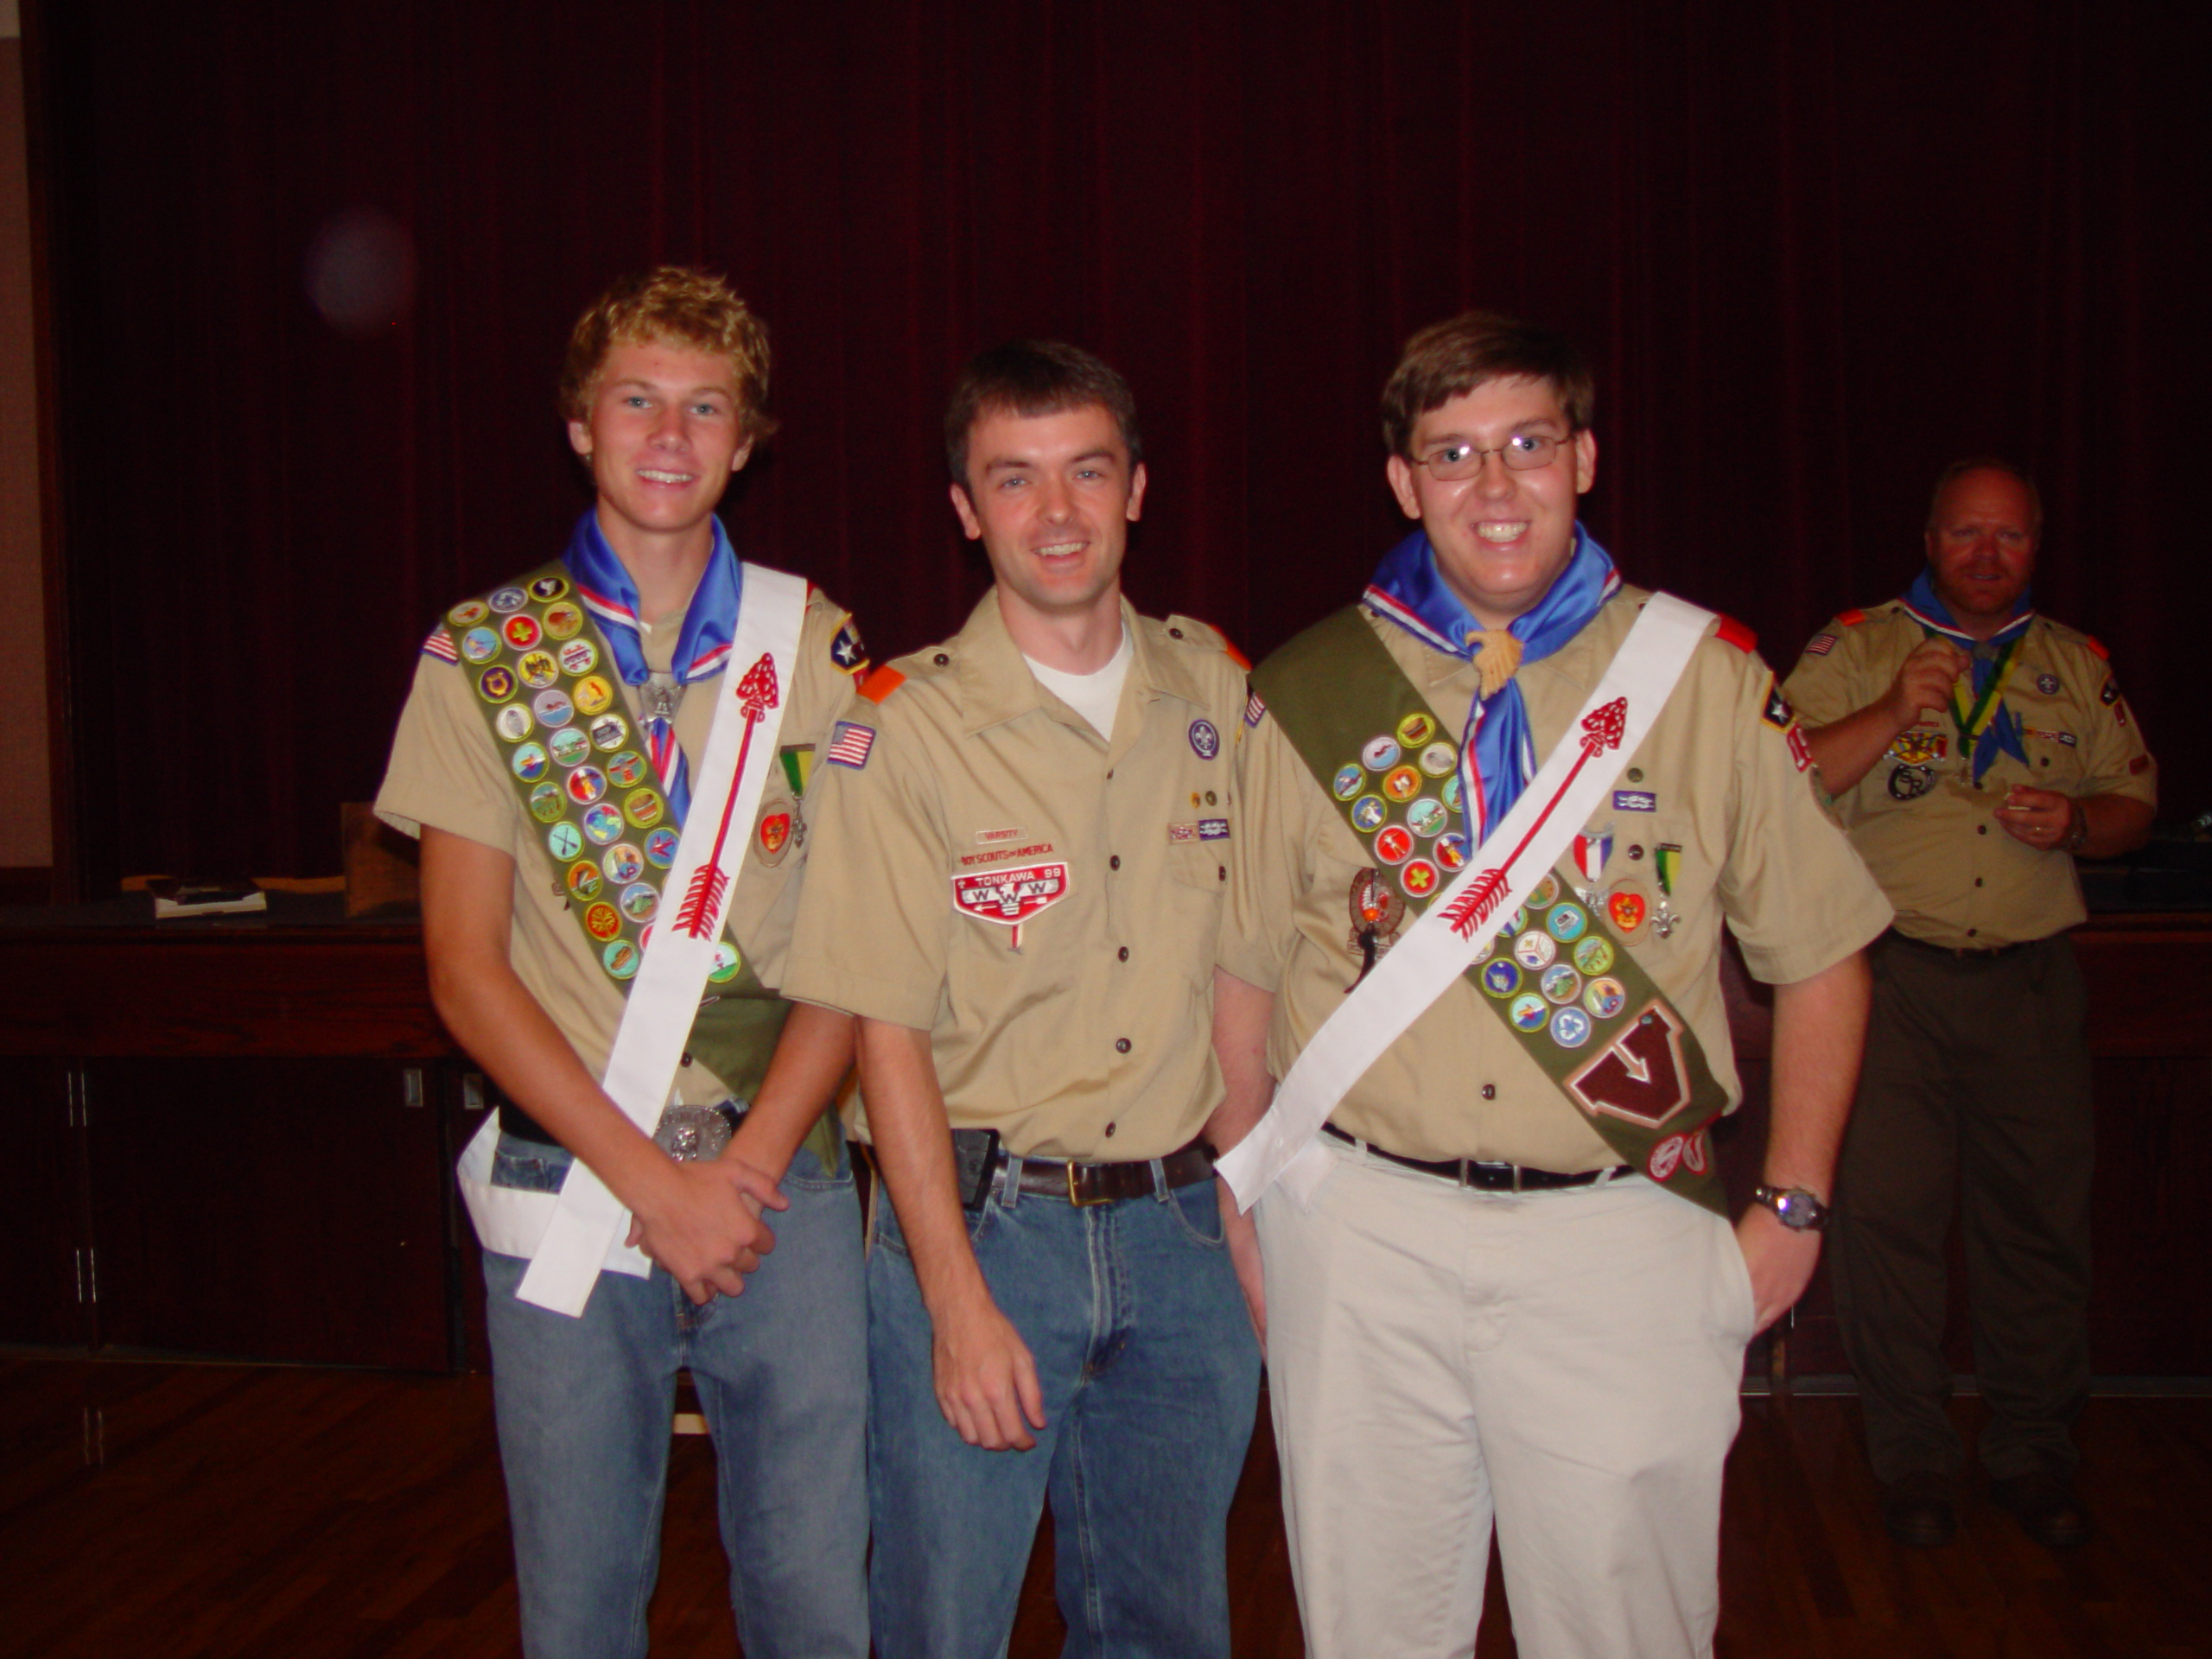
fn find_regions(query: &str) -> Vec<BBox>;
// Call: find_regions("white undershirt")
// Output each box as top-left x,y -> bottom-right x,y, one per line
1025,624 -> 1132,741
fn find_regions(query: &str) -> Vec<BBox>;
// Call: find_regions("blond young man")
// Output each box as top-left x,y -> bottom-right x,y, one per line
377,269 -> 868,1659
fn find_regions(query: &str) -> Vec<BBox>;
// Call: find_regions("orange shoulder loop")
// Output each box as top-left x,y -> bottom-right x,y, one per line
2085,634 -> 2110,660
1836,607 -> 1866,626
858,665 -> 906,704
1220,636 -> 1251,671
1714,614 -> 1758,654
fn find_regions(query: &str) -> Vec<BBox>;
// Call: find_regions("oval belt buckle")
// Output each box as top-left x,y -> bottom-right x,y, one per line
654,1103 -> 734,1163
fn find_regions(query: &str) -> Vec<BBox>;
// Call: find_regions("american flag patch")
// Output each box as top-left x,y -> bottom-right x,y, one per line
826,721 -> 876,769
421,627 -> 459,663
1244,690 -> 1266,728
1804,632 -> 1838,657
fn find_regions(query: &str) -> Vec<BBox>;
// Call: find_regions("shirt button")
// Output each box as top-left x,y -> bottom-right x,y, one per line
932,652 -> 950,666
1115,1037 -> 1131,1053
1967,927 -> 1979,938
1110,855 -> 1122,870
1481,1084 -> 1496,1100
1978,823 -> 1988,835
1169,627 -> 1185,639
1118,946 -> 1129,961
1104,1121 -> 1117,1137
1629,845 -> 1644,860
1974,877 -> 1984,887
681,1052 -> 693,1067
1217,866 -> 1227,880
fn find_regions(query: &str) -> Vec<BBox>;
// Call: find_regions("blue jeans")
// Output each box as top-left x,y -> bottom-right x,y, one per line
484,1133 -> 868,1659
867,1163 -> 1262,1659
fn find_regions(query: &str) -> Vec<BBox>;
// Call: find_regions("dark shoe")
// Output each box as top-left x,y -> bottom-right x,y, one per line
1880,1471 -> 1957,1548
1991,1472 -> 2090,1549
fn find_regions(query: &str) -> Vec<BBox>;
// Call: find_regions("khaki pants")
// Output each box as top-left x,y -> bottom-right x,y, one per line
1830,930 -> 2094,1484
1257,1137 -> 1757,1659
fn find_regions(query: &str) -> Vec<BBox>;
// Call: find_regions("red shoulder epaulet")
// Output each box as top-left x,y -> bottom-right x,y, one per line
858,665 -> 906,704
1220,637 -> 1251,671
1714,615 -> 1758,654
2085,635 -> 2110,660
1836,607 -> 1866,626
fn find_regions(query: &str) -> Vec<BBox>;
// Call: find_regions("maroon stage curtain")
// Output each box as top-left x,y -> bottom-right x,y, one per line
26,0 -> 2208,884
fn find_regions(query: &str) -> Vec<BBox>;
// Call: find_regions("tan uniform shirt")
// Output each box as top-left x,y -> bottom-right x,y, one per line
376,580 -> 861,1095
1783,601 -> 2157,950
1221,588 -> 1894,1172
783,591 -> 1249,1162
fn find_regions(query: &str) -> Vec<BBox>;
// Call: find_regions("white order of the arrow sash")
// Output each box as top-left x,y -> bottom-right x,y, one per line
1216,592 -> 1713,1212
483,564 -> 807,1316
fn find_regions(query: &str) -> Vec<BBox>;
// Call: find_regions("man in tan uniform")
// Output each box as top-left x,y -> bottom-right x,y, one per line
784,341 -> 1262,1656
1785,460 -> 2155,1551
1212,312 -> 1892,1658
377,269 -> 868,1658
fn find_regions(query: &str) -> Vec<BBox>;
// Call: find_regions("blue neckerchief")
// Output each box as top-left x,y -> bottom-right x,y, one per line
563,512 -> 745,824
1364,524 -> 1621,847
1898,566 -> 2032,783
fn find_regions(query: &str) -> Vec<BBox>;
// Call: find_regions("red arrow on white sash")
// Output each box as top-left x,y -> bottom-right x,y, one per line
672,653 -> 781,941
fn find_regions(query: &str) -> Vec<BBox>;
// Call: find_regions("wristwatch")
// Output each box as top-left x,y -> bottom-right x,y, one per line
1751,1185 -> 1831,1232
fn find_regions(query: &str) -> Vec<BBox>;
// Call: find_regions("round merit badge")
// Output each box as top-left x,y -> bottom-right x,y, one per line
558,638 -> 598,675
528,781 -> 565,823
495,704 -> 534,742
624,788 -> 665,829
1528,873 -> 1560,909
1434,832 -> 1468,871
572,675 -> 615,716
1333,763 -> 1365,800
1550,1006 -> 1592,1048
565,861 -> 601,901
583,903 -> 623,942
1573,935 -> 1615,976
518,651 -> 560,690
601,938 -> 640,981
1351,796 -> 1388,832
582,803 -> 625,844
1513,931 -> 1557,969
565,766 -> 607,805
708,940 -> 742,982
547,821 -> 583,860
604,750 -> 645,789
542,602 -> 584,640
1400,859 -> 1439,898
1541,962 -> 1582,1004
488,586 -> 528,613
590,714 -> 628,750
1396,711 -> 1438,748
447,598 -> 490,627
620,883 -> 658,923
510,742 -> 548,782
1382,766 -> 1421,803
530,574 -> 569,602
477,665 -> 517,702
1482,959 -> 1522,998
1361,735 -> 1401,772
461,626 -> 501,663
1584,976 -> 1627,1019
1419,741 -> 1457,778
1547,903 -> 1588,943
1374,825 -> 1414,865
503,614 -> 543,651
1510,992 -> 1549,1031
1188,719 -> 1220,760
549,726 -> 590,767
603,843 -> 644,884
645,828 -> 680,868
1442,774 -> 1463,813
532,689 -> 575,728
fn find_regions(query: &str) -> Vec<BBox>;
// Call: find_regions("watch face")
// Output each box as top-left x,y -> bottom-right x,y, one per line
1766,1187 -> 1828,1231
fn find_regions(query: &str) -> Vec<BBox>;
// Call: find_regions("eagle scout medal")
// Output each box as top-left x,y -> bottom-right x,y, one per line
1652,843 -> 1681,938
1572,824 -> 1613,907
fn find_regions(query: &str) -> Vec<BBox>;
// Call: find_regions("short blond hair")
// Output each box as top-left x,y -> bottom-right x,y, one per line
559,266 -> 778,439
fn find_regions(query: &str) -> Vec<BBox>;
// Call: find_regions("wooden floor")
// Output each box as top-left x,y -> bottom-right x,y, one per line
6,1355 -> 2212,1656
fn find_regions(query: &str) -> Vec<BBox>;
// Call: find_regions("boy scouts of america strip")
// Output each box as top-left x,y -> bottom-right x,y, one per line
1217,593 -> 1714,1212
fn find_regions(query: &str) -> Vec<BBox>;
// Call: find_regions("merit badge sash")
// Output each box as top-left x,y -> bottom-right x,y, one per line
426,561 -> 808,1313
1217,594 -> 1731,1215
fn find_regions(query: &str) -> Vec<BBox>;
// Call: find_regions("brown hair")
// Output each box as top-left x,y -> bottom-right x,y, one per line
559,266 -> 778,439
944,340 -> 1141,485
1381,311 -> 1592,458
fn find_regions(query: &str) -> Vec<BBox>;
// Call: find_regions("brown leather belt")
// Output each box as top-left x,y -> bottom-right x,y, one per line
993,1137 -> 1217,1206
1323,1122 -> 1630,1192
1885,928 -> 2043,962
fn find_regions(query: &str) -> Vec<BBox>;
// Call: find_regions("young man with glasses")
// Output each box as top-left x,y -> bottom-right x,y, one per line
1210,310 -> 1891,1656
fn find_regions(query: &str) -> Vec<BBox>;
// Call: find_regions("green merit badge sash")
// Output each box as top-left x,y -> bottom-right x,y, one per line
428,562 -> 830,1311
1218,599 -> 1731,1215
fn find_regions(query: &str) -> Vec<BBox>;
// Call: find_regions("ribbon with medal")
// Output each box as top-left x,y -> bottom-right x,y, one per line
1225,601 -> 1734,1214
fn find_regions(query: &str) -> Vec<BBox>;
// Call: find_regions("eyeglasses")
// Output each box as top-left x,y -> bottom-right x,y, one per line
1415,432 -> 1572,480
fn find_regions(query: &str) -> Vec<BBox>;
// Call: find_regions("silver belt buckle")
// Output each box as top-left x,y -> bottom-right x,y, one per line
653,1103 -> 734,1162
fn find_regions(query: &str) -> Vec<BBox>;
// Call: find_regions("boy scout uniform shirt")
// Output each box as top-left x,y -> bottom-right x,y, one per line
782,591 -> 1247,1164
376,585 -> 860,1096
1220,588 -> 1893,1173
1783,605 -> 2157,950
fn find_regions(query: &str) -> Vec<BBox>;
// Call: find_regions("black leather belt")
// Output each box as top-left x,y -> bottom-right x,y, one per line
1323,1122 -> 1630,1192
499,1096 -> 741,1148
983,1136 -> 1217,1206
1885,928 -> 2043,962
